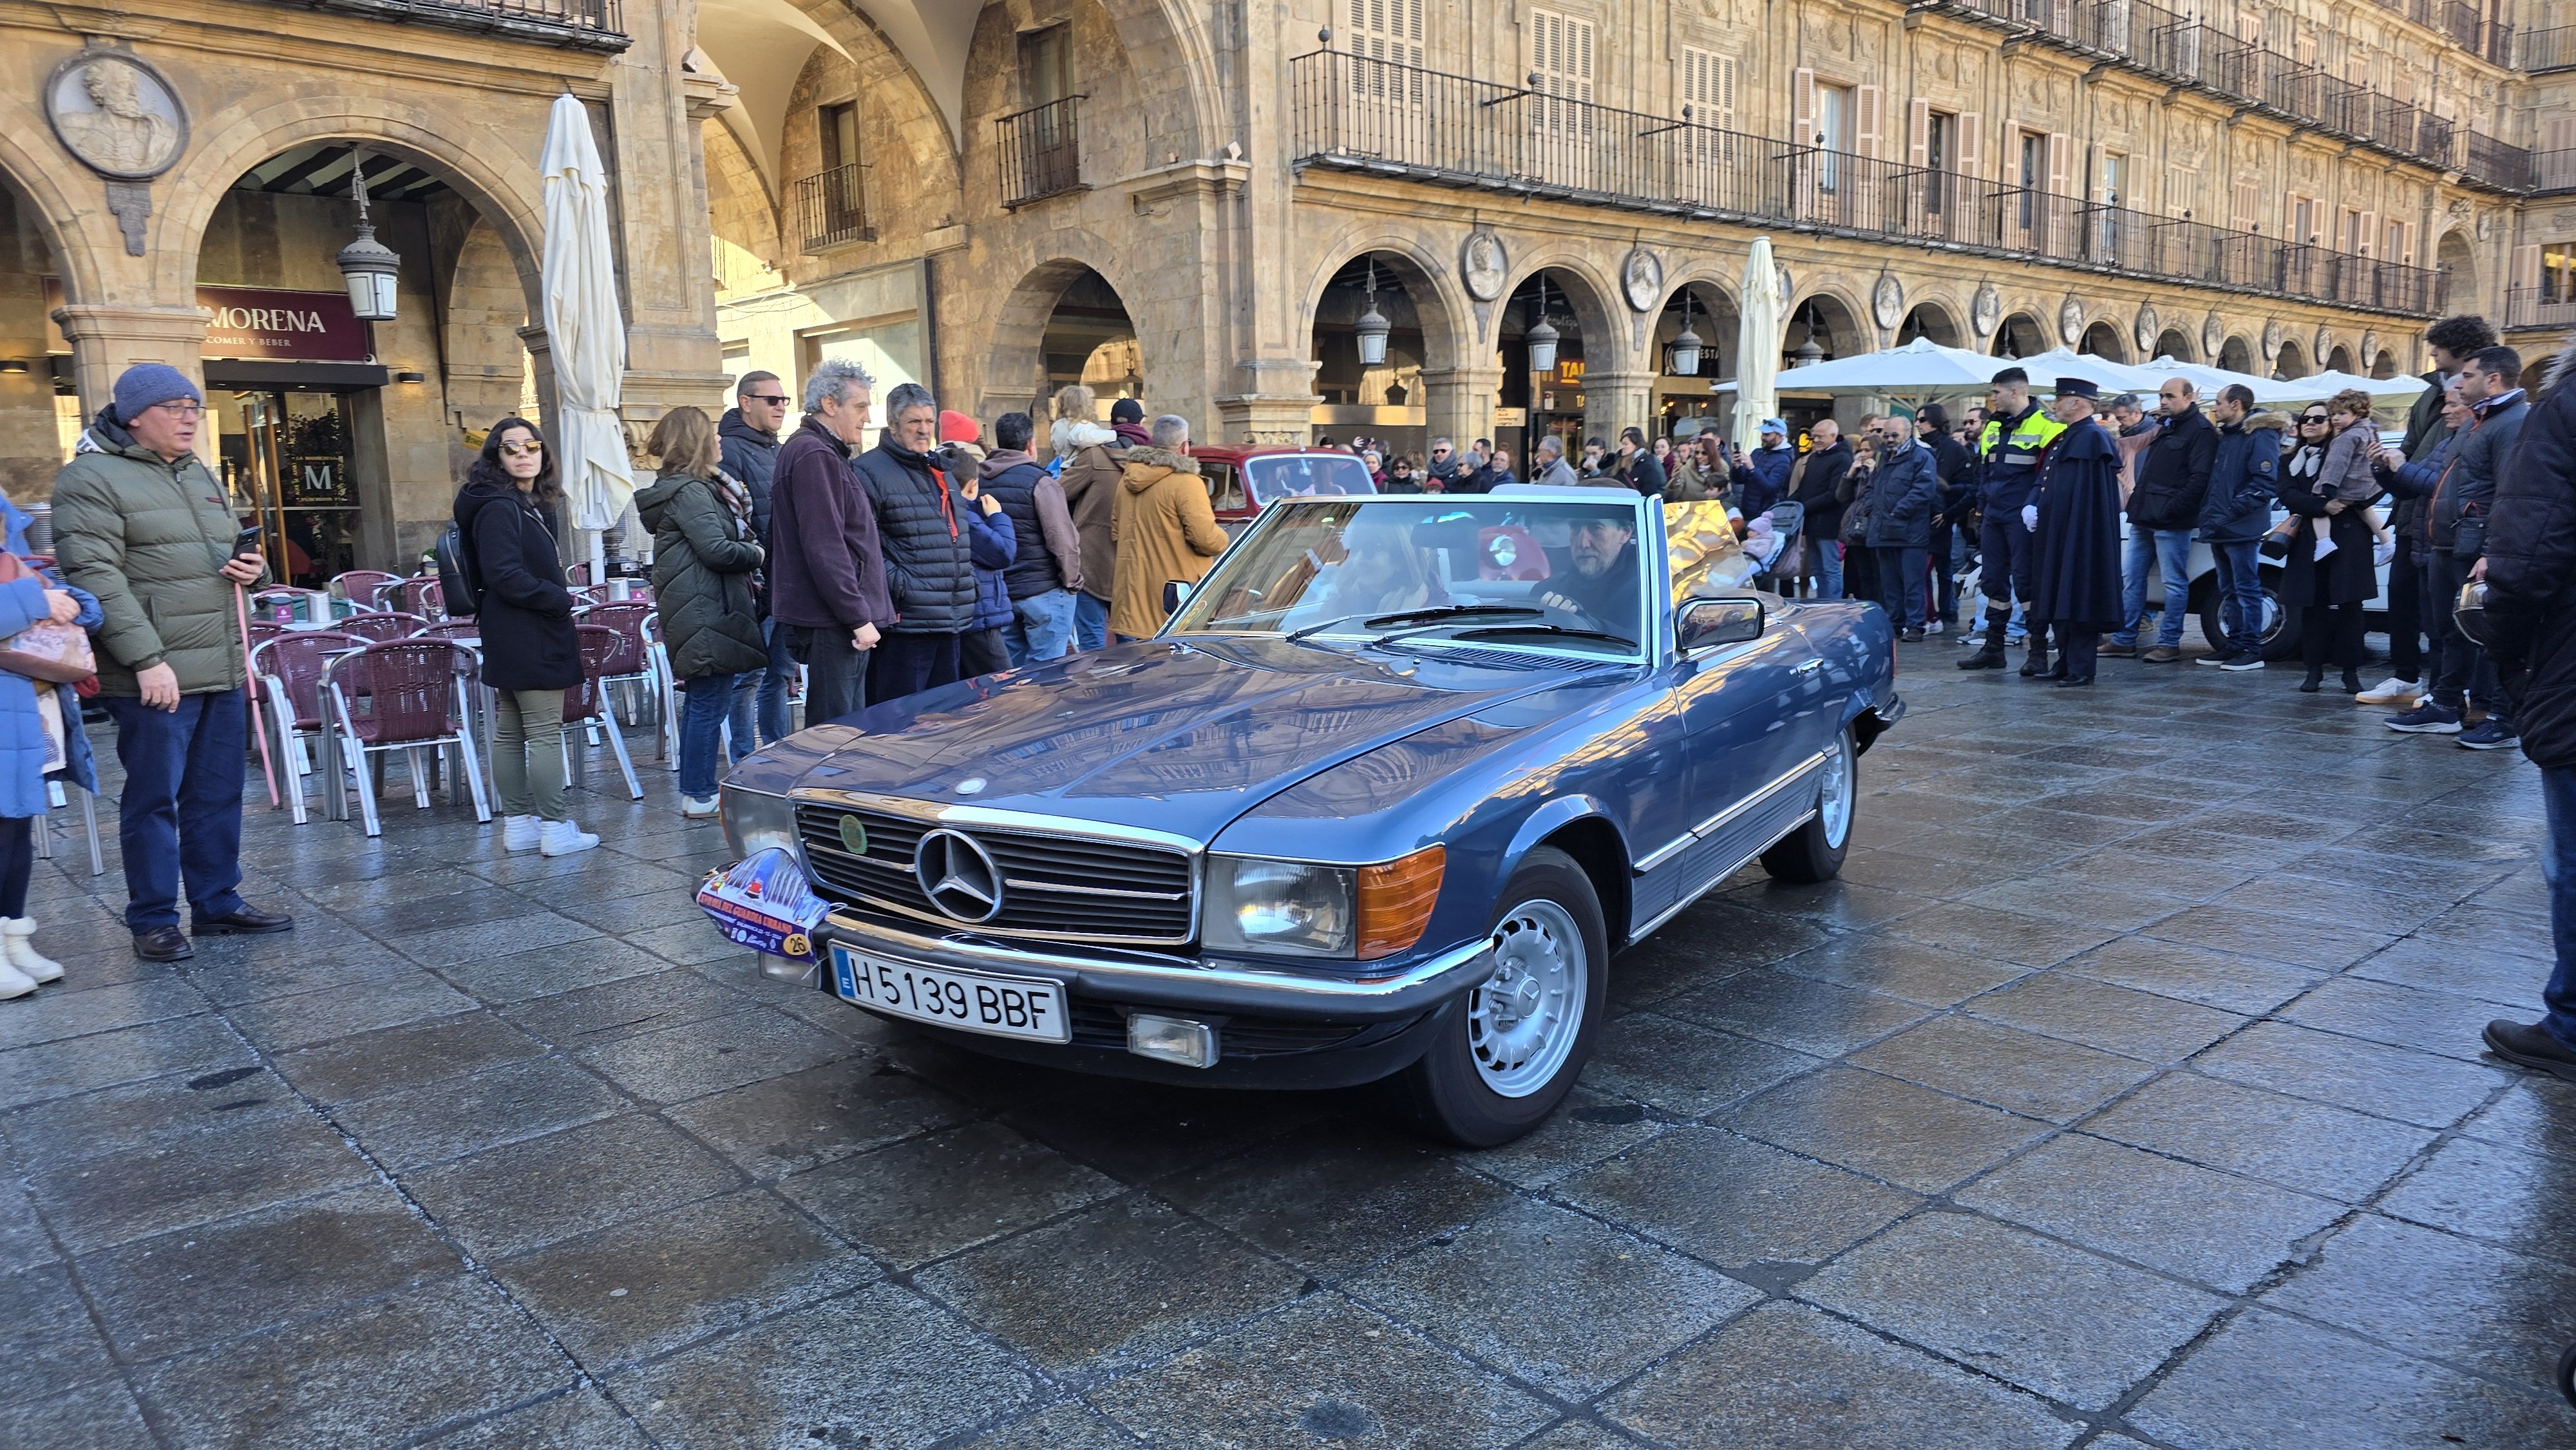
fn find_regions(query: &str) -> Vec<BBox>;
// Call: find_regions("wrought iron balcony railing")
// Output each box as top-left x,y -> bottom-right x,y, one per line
2534,149 -> 2576,194
1914,0 -> 2530,191
1290,51 -> 2442,317
791,163 -> 872,251
299,0 -> 625,46
2523,23 -> 2576,70
998,96 -> 1086,209
2504,286 -> 2576,330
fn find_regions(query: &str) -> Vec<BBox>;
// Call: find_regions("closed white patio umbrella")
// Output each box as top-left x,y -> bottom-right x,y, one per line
540,92 -> 634,580
1733,237 -> 1780,455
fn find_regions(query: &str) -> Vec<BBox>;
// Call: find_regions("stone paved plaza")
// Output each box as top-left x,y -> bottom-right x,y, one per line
1,637 -> 2570,1450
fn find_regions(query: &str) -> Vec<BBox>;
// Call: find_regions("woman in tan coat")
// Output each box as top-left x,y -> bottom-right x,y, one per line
1109,414 -> 1229,639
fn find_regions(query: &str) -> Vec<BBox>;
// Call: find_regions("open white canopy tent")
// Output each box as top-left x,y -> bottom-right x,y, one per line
2275,369 -> 2432,402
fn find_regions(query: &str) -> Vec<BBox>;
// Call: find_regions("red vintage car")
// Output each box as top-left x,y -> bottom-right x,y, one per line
1189,446 -> 1378,534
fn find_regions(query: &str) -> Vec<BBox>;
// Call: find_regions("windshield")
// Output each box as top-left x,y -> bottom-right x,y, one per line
1169,498 -> 1649,656
1244,454 -> 1376,505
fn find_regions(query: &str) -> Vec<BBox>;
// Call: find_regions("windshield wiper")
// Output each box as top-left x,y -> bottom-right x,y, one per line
1451,623 -> 1638,649
1285,603 -> 1539,643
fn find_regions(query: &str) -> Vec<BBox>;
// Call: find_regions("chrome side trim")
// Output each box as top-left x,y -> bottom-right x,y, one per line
821,909 -> 1502,1003
1631,749 -> 1827,876
1631,805 -> 1819,939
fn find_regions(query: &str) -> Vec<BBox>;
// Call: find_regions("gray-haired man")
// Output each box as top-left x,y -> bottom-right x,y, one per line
768,359 -> 889,725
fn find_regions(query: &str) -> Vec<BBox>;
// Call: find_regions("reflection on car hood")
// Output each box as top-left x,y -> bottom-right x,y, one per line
778,637 -> 1602,841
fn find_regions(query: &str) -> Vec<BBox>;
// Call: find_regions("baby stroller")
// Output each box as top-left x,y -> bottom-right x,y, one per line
1752,500 -> 1806,593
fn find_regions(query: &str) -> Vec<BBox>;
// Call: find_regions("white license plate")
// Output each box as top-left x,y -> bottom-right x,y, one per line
829,945 -> 1071,1044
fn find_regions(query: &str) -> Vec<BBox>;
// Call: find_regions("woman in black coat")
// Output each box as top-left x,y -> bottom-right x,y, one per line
453,418 -> 594,857
2276,403 -> 2382,694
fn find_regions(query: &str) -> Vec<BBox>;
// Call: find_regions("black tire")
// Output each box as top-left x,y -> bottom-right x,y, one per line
1403,846 -> 1607,1148
1761,726 -> 1856,883
2557,1340 -> 2576,1410
2260,569 -> 2303,661
2194,579 -> 2227,658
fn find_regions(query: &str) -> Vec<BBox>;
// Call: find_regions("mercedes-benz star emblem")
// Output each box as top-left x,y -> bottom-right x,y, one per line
913,829 -> 1004,923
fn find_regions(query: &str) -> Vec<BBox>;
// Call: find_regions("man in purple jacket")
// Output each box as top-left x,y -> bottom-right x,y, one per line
768,359 -> 893,725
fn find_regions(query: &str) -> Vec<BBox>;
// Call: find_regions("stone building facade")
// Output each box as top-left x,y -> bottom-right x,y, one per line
0,0 -> 726,575
699,0 -> 2562,466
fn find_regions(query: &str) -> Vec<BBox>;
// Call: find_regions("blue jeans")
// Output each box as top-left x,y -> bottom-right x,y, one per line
678,671 -> 755,799
754,617 -> 798,746
1878,545 -> 1927,629
2114,527 -> 2193,648
2207,537 -> 2264,655
2543,766 -> 2576,1050
1005,588 -> 1078,666
1073,592 -> 1110,652
1814,540 -> 1845,599
105,692 -> 249,932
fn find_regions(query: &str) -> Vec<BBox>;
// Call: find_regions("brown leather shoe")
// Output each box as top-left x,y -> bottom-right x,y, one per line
2098,642 -> 2139,658
2141,645 -> 2183,663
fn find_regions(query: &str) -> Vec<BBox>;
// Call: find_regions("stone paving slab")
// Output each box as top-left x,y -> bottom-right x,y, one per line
0,640 -> 2570,1447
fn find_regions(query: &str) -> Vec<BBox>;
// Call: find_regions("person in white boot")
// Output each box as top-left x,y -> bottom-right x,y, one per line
452,420 -> 598,858
0,493 -> 102,995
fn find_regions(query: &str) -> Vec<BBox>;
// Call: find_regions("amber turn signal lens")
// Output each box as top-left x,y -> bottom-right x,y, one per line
1356,846 -> 1444,960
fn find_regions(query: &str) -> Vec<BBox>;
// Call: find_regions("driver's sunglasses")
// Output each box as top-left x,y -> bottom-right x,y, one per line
498,439 -> 545,458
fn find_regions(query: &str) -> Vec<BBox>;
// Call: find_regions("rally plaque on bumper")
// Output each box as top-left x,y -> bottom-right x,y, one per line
829,944 -> 1072,1044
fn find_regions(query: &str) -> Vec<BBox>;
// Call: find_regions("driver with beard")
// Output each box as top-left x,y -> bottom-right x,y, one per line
1537,510 -> 1642,641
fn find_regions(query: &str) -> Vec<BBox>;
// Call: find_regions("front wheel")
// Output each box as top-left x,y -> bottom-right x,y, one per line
1403,847 -> 1607,1147
1761,726 -> 1856,883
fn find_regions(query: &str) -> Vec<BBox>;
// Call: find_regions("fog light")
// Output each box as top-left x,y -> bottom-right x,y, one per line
1127,1014 -> 1220,1069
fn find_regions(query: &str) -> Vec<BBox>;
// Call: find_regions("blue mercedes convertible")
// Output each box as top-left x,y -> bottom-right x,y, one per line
706,486 -> 1902,1145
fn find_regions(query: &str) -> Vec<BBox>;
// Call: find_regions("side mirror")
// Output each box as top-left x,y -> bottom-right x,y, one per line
1162,579 -> 1193,616
1678,596 -> 1764,653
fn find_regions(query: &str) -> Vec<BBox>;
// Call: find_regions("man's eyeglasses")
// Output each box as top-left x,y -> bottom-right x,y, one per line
498,439 -> 545,458
745,394 -> 791,406
151,401 -> 204,420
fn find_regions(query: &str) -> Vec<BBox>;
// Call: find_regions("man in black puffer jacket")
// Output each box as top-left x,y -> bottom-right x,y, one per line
2477,337 -> 2576,1082
2107,378 -> 2217,663
857,382 -> 976,702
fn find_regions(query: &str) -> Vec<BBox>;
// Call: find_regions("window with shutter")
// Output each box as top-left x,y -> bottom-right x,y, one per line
1856,85 -> 1884,160
2543,118 -> 2576,190
2166,165 -> 2196,216
2231,178 -> 2260,234
2385,218 -> 2407,263
1528,8 -> 1595,185
1678,46 -> 1741,174
1791,67 -> 1816,148
1958,111 -> 1982,178
2291,194 -> 2318,245
2511,243 -> 2543,293
1906,98 -> 1929,167
2541,244 -> 2574,304
1347,0 -> 1425,102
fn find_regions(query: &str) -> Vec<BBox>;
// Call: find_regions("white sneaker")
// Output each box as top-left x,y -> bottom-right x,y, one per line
1924,619 -> 1946,635
680,795 -> 720,819
2,918 -> 62,984
538,819 -> 600,857
0,954 -> 33,1001
501,814 -> 542,852
2354,677 -> 2423,707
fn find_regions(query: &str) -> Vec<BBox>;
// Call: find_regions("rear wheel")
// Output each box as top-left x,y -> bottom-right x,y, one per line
1404,847 -> 1606,1147
1761,726 -> 1855,883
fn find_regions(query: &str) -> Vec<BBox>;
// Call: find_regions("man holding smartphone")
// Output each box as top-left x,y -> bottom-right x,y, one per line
54,364 -> 294,962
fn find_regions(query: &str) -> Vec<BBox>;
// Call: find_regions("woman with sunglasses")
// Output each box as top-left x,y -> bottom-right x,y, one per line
2274,393 -> 2382,693
453,419 -> 594,856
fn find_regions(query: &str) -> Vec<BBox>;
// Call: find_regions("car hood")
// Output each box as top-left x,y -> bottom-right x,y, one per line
763,637 -> 1606,842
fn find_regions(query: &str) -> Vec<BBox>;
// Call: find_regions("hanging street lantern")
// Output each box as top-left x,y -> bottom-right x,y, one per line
336,150 -> 402,323
1669,290 -> 1703,376
1354,258 -> 1391,368
1525,276 -> 1560,375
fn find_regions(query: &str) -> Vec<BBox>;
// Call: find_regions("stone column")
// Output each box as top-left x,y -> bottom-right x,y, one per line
1582,369 -> 1656,446
52,302 -> 209,462
1418,365 -> 1502,453
1213,357 -> 1320,445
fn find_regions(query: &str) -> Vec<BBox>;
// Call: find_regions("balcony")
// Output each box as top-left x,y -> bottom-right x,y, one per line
282,0 -> 625,48
1289,50 -> 2441,317
1913,0 -> 2528,191
2537,150 -> 2576,195
791,163 -> 872,252
2504,287 -> 2576,331
2523,23 -> 2576,70
998,97 -> 1086,209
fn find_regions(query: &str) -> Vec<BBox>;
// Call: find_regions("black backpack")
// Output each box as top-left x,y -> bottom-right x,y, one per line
436,518 -> 480,618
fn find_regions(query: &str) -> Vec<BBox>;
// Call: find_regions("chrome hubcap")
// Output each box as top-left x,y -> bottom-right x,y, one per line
1819,731 -> 1854,849
1469,898 -> 1586,1098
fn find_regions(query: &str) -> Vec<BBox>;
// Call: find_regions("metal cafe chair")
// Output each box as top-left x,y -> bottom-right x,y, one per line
336,611 -> 428,643
332,569 -> 402,612
392,576 -> 446,619
411,620 -> 482,643
320,639 -> 491,838
252,630 -> 365,825
564,623 -> 643,800
574,600 -> 661,737
30,780 -> 105,877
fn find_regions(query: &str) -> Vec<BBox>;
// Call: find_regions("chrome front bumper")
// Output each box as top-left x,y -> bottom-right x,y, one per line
815,909 -> 1501,1022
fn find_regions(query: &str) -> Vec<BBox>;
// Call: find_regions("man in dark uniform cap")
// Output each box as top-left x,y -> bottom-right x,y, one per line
2026,378 -> 2125,686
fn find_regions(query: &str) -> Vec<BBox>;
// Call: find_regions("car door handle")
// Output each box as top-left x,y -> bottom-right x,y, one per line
1793,660 -> 1825,675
